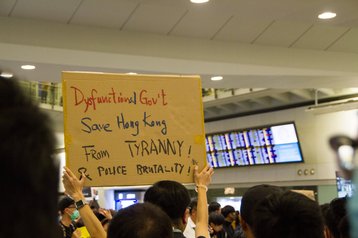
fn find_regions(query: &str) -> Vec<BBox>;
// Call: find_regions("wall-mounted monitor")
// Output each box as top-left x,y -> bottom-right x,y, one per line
205,121 -> 304,168
336,171 -> 355,198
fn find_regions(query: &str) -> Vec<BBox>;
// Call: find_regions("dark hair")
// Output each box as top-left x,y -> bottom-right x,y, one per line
338,215 -> 350,238
208,201 -> 221,213
240,184 -> 283,226
209,212 -> 225,225
107,203 -> 173,238
321,197 -> 348,238
58,196 -> 75,214
221,205 -> 235,218
252,190 -> 324,238
188,198 -> 198,215
144,180 -> 190,224
0,77 -> 59,238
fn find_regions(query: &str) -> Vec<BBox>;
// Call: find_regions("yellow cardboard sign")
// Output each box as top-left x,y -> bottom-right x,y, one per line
62,72 -> 206,186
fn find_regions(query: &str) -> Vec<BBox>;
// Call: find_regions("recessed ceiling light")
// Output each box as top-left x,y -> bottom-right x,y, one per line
318,12 -> 336,20
0,72 -> 14,78
190,0 -> 210,3
211,76 -> 223,81
126,72 -> 138,75
21,65 -> 36,70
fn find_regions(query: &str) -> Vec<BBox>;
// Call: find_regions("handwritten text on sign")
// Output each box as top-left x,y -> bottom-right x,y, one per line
63,72 -> 206,186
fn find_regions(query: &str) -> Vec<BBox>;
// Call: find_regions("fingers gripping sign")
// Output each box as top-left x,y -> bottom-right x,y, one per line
194,164 -> 214,187
62,166 -> 86,198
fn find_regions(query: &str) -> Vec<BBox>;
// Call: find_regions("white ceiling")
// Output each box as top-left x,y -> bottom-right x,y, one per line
1,0 -> 358,120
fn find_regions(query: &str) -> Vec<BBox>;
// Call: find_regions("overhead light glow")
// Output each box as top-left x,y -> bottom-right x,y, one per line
318,12 -> 336,19
21,65 -> 36,70
190,0 -> 210,3
126,72 -> 138,75
0,72 -> 14,78
211,76 -> 223,81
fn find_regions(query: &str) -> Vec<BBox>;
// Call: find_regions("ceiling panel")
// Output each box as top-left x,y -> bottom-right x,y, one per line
292,24 -> 350,50
140,0 -> 192,8
319,0 -> 358,27
169,5 -> 233,39
10,0 -> 82,23
0,0 -> 358,99
70,0 -> 139,29
123,2 -> 187,34
214,17 -> 272,43
229,0 -> 313,21
0,0 -> 16,16
254,21 -> 313,47
328,28 -> 358,54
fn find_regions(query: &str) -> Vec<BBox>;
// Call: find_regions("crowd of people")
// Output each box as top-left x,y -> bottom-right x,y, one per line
2,75 -> 357,238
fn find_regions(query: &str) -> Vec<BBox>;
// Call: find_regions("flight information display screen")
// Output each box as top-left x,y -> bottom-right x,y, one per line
205,122 -> 304,168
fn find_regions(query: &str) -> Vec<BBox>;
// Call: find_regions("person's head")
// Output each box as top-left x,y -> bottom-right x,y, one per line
240,184 -> 283,238
209,212 -> 225,233
58,196 -> 79,221
0,77 -> 59,238
322,197 -> 348,238
221,205 -> 236,222
339,215 -> 350,238
320,203 -> 333,238
144,180 -> 191,231
107,203 -> 173,238
208,201 -> 221,214
252,190 -> 324,238
188,198 -> 198,222
89,199 -> 100,213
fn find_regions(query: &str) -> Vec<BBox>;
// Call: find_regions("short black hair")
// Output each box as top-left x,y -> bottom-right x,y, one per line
144,180 -> 190,224
240,184 -> 283,226
107,203 -> 173,238
252,190 -> 324,238
221,205 -> 235,218
209,212 -> 225,225
58,196 -> 75,213
208,201 -> 221,213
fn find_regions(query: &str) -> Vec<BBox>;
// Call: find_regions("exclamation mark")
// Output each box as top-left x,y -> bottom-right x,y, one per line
187,145 -> 192,176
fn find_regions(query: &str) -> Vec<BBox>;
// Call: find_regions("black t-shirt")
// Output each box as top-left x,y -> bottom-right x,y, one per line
173,230 -> 207,238
210,230 -> 226,238
223,220 -> 235,238
59,221 -> 76,238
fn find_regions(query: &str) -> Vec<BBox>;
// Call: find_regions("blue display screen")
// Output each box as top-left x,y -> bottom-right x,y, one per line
205,122 -> 304,168
336,171 -> 356,197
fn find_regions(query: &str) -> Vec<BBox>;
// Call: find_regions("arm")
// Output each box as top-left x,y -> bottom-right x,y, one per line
194,164 -> 214,238
99,208 -> 113,220
62,167 -> 106,238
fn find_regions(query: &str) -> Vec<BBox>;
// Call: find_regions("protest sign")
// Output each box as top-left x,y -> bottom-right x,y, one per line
62,72 -> 206,186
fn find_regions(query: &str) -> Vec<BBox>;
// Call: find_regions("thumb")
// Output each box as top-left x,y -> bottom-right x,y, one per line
194,165 -> 199,173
